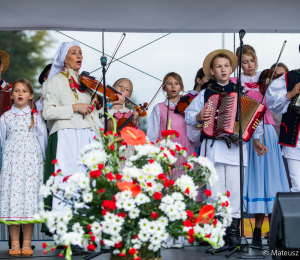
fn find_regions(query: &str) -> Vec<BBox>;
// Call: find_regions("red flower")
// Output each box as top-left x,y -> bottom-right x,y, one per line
169,180 -> 174,185
172,130 -> 180,138
182,162 -> 192,170
90,236 -> 96,242
129,248 -> 137,255
133,257 -> 141,260
188,236 -> 195,243
205,234 -> 211,238
120,127 -> 147,146
98,188 -> 105,194
119,252 -> 126,257
156,139 -> 161,143
42,242 -> 47,249
194,205 -> 215,224
185,188 -> 190,195
163,153 -> 168,158
58,254 -> 64,258
169,149 -> 175,156
133,235 -> 138,239
150,142 -> 155,145
87,224 -> 91,229
107,131 -> 113,136
157,173 -> 166,180
89,231 -> 93,235
193,152 -> 197,157
188,228 -> 195,236
181,147 -> 187,151
175,145 -> 181,151
51,247 -> 55,251
186,210 -> 194,219
31,108 -> 37,114
109,144 -> 115,151
106,172 -> 114,181
120,141 -> 127,146
213,219 -> 218,226
101,240 -> 105,246
7,106 -> 11,110
102,200 -> 116,211
204,189 -> 212,197
98,163 -> 104,170
52,172 -> 56,177
164,179 -> 170,188
161,129 -> 173,137
56,169 -> 61,173
119,156 -> 126,160
100,128 -> 104,132
151,212 -> 159,219
153,192 -> 162,200
183,220 -> 192,227
87,243 -> 96,251
115,242 -> 122,248
63,175 -> 71,182
225,201 -> 229,207
43,250 -> 47,254
102,209 -> 108,216
146,182 -> 152,187
227,190 -> 231,197
114,133 -> 118,137
160,147 -> 165,151
149,159 -> 154,164
90,170 -> 101,178
118,212 -> 126,218
52,159 -> 58,164
115,174 -> 123,181
93,135 -> 96,140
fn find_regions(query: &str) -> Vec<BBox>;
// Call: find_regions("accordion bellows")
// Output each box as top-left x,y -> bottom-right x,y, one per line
203,92 -> 266,143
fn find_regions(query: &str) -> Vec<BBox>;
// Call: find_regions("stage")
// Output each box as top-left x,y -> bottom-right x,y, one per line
0,240 -> 271,260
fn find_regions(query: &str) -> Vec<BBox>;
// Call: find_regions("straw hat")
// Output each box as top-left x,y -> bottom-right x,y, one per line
0,50 -> 10,74
203,49 -> 237,79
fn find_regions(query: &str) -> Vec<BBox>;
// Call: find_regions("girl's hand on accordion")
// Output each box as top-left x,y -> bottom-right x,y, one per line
286,82 -> 300,99
196,103 -> 212,122
253,139 -> 268,156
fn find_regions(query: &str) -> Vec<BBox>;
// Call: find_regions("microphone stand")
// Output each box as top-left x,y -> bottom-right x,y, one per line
101,30 -> 108,133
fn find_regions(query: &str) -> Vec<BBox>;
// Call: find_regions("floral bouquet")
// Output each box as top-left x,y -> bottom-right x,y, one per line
37,124 -> 232,260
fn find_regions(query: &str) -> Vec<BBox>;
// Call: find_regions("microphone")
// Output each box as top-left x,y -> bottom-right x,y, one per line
299,44 -> 300,53
239,29 -> 246,41
100,56 -> 107,67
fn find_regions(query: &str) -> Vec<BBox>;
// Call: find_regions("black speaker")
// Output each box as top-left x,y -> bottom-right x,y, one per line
269,192 -> 300,259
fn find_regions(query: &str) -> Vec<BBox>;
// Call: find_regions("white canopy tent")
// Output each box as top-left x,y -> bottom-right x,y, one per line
1,0 -> 300,33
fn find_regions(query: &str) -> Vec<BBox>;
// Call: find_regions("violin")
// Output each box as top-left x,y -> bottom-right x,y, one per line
174,95 -> 196,116
258,69 -> 284,95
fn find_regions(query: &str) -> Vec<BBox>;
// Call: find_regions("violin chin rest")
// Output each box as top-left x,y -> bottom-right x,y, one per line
180,95 -> 190,102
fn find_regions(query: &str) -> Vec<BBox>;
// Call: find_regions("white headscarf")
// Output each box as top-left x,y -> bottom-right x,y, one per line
48,40 -> 81,80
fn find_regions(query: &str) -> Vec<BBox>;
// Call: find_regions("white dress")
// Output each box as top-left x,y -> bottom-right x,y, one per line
0,105 -> 47,220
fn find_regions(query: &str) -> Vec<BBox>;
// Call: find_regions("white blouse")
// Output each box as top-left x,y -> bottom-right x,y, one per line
266,74 -> 300,160
0,105 -> 48,158
147,99 -> 200,147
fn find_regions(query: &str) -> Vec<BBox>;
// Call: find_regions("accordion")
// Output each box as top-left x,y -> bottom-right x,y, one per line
0,90 -> 12,116
203,92 -> 266,143
291,94 -> 300,112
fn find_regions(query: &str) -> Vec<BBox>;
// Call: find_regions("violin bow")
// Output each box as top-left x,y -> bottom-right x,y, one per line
90,33 -> 126,104
166,97 -> 170,130
261,40 -> 286,153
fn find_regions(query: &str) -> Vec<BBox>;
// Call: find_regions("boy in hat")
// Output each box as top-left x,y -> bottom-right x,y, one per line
0,50 -> 12,90
185,49 -> 267,249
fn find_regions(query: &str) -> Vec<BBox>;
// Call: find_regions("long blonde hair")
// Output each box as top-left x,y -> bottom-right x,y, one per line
236,45 -> 258,70
11,78 -> 35,130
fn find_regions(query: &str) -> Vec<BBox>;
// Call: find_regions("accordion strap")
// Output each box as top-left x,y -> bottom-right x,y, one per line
207,86 -> 226,95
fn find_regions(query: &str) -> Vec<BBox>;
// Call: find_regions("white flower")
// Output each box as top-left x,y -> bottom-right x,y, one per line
120,190 -> 132,201
135,193 -> 150,206
161,195 -> 174,204
56,222 -> 67,236
172,192 -> 184,201
139,219 -> 150,230
150,234 -> 161,245
46,176 -> 55,187
111,235 -> 122,243
53,234 -> 62,245
83,192 -> 93,203
129,208 -> 140,219
154,222 -> 165,234
116,200 -> 125,209
46,219 -> 56,233
103,239 -> 115,247
138,230 -> 150,242
148,222 -> 156,234
75,202 -> 85,209
113,250 -> 121,255
123,199 -> 136,211
119,145 -> 126,152
72,223 -> 84,235
174,201 -> 186,211
91,222 -> 102,234
70,232 -> 83,247
108,226 -> 122,236
157,216 -> 169,226
39,185 -> 51,198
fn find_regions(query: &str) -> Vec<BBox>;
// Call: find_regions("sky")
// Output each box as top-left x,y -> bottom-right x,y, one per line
45,31 -> 300,129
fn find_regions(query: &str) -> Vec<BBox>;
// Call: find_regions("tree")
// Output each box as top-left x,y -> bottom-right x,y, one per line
0,31 -> 54,99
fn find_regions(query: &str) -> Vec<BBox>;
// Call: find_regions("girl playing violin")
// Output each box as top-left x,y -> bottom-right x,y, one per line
233,45 -> 289,249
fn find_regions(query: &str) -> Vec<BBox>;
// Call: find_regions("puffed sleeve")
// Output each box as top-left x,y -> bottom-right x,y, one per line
0,114 -> 6,148
185,90 -> 205,127
147,104 -> 161,142
36,112 -> 48,159
252,121 -> 264,140
41,77 -> 73,121
35,98 -> 43,114
187,124 -> 201,148
266,74 -> 291,115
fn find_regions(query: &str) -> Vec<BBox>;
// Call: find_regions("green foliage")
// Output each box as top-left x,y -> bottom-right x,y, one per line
0,31 -> 54,99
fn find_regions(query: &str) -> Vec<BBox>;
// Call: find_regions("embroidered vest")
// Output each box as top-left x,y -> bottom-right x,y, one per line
200,81 -> 237,142
278,70 -> 300,147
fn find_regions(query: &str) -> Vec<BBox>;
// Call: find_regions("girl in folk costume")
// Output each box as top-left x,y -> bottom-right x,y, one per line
185,50 -> 266,251
232,45 -> 289,248
147,72 -> 196,249
41,41 -> 104,217
0,79 -> 47,256
103,78 -> 139,166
